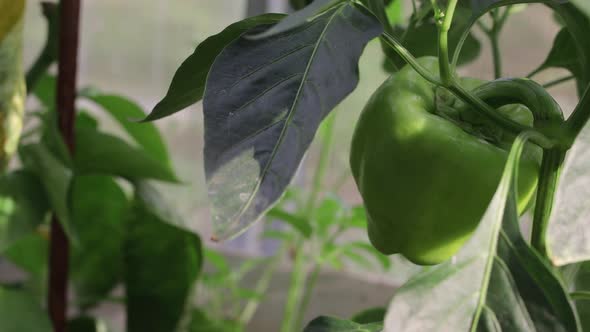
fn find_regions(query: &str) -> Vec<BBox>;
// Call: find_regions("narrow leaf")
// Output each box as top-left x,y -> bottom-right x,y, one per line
144,14 -> 285,121
204,2 -> 382,240
266,207 -> 312,237
74,127 -> 178,182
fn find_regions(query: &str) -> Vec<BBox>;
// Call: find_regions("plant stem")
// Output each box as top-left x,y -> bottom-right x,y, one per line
437,0 -> 458,85
566,84 -> 590,144
48,0 -> 81,331
490,32 -> 502,79
543,75 -> 575,89
294,263 -> 321,331
281,108 -> 338,332
239,244 -> 288,325
280,245 -> 308,332
531,149 -> 565,257
305,113 -> 336,212
380,32 -> 441,85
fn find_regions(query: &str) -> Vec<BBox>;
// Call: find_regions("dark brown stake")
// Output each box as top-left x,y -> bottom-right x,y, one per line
48,0 -> 81,331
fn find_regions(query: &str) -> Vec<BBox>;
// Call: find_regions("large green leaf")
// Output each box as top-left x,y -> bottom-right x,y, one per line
74,126 -> 178,182
80,90 -> 171,165
144,13 -> 284,121
548,118 -> 590,265
19,143 -> 76,242
303,316 -> 382,332
0,171 -> 49,252
0,287 -> 51,332
124,187 -> 203,332
570,262 -> 590,332
187,309 -> 243,332
69,175 -> 128,309
571,0 -> 590,18
203,2 -> 381,240
384,134 -> 578,331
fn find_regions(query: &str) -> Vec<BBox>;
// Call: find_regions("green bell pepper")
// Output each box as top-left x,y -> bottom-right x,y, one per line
350,57 -> 540,265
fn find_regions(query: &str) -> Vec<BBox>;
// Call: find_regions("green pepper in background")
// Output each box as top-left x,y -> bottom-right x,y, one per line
0,0 -> 26,170
350,57 -> 540,265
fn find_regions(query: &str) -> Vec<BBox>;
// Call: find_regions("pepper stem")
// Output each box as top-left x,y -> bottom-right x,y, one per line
531,149 -> 565,257
437,0 -> 458,85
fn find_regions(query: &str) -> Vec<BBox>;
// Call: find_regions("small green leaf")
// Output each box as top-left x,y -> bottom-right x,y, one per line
315,195 -> 343,236
203,249 -> 231,275
344,242 -> 390,271
74,127 -> 178,182
80,90 -> 171,165
343,206 -> 367,229
69,175 -> 128,309
266,207 -> 311,238
351,307 -> 386,324
187,309 -> 243,332
0,287 -> 51,332
303,316 -> 382,332
342,249 -> 372,269
19,143 -> 76,242
124,188 -> 203,332
144,13 -> 285,122
261,229 -> 293,242
0,171 -> 49,252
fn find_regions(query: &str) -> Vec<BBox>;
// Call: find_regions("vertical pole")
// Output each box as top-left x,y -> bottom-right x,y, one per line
48,0 -> 81,331
247,0 -> 267,16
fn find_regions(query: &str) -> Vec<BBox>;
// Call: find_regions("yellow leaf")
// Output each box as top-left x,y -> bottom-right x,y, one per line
0,3 -> 25,170
0,0 -> 25,43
